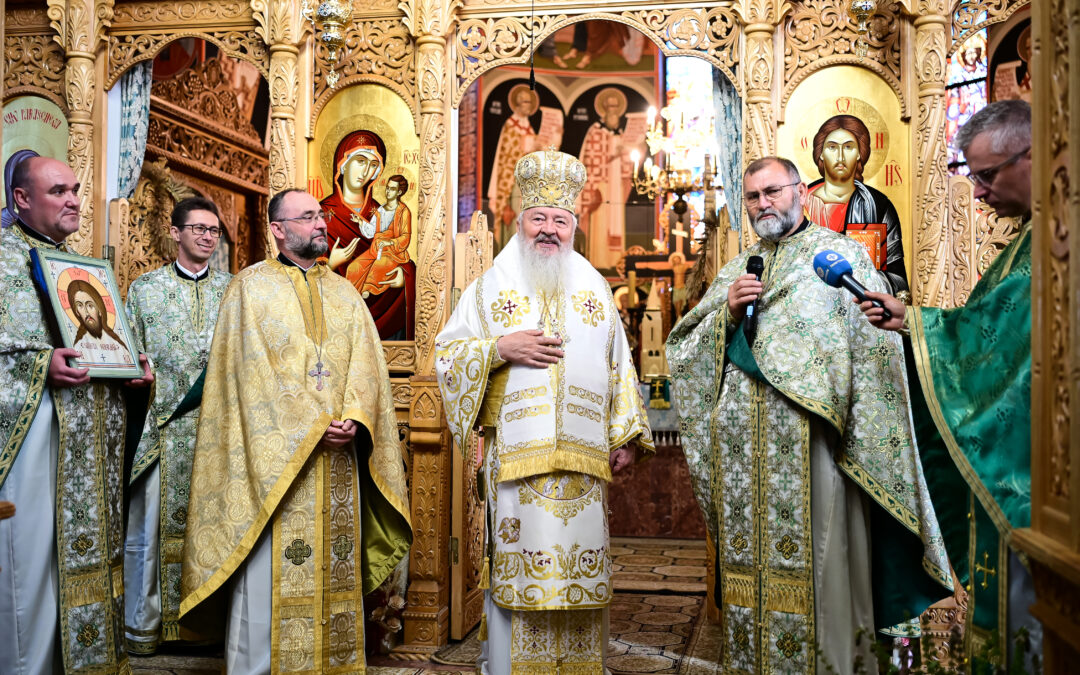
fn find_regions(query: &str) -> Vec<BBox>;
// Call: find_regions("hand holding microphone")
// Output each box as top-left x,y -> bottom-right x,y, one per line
812,250 -> 893,321
727,256 -> 764,322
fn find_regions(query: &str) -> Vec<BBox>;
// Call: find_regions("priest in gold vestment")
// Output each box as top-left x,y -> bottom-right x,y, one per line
180,188 -> 411,673
436,150 -> 654,674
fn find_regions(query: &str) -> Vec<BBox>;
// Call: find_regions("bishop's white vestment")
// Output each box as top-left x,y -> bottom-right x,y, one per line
436,236 -> 653,673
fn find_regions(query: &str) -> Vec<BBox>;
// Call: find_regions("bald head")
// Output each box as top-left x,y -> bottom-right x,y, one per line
11,156 -> 81,241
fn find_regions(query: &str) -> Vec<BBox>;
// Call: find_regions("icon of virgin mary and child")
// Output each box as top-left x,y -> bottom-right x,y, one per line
322,129 -> 416,340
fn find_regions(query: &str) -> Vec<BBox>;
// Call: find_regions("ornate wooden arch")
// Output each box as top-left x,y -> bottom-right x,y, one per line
453,8 -> 742,108
949,0 -> 1029,56
310,20 -> 419,134
105,31 -> 270,90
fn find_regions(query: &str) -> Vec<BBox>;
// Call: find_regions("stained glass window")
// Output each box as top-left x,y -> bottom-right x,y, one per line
946,27 -> 989,175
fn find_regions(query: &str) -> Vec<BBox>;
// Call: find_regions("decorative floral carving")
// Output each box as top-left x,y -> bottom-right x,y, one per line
151,57 -> 262,139
454,9 -> 740,106
782,0 -> 905,115
146,114 -> 268,189
4,35 -> 66,108
311,19 -> 417,128
106,31 -> 269,89
385,344 -> 418,373
111,0 -> 252,25
950,0 -> 1027,56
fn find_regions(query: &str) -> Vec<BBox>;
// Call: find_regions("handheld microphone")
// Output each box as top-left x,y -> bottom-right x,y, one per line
812,250 -> 893,320
744,255 -> 765,345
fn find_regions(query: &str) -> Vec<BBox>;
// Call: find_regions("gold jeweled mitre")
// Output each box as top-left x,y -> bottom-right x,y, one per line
514,149 -> 587,213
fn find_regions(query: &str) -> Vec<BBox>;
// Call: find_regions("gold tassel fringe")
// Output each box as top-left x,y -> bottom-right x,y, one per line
478,613 -> 488,641
479,555 -> 490,589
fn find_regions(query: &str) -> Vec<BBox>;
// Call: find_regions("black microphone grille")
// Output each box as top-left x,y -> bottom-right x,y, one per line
746,255 -> 764,275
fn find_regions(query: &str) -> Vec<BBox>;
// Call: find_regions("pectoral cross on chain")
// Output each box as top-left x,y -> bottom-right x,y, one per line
309,361 -> 330,391
975,551 -> 997,590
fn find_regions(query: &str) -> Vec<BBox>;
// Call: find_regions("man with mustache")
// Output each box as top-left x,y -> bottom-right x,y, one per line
67,278 -> 134,366
0,156 -> 152,674
805,114 -> 908,297
436,150 -> 653,673
666,157 -> 951,672
122,197 -> 232,654
179,188 -> 411,672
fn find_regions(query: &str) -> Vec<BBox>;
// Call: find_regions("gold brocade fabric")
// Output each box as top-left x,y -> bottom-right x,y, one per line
435,235 -> 654,485
180,261 -> 411,660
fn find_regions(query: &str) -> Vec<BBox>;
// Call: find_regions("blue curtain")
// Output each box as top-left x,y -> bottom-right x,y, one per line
117,60 -> 152,199
712,68 -> 742,238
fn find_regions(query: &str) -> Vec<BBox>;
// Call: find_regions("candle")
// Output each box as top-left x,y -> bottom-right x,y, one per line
631,149 -> 640,178
627,271 -> 638,308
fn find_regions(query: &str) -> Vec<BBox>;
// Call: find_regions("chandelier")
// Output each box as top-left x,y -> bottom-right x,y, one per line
303,0 -> 354,88
849,0 -> 878,58
631,104 -> 717,214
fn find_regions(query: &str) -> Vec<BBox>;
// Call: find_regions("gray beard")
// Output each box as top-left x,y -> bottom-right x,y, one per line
285,228 -> 329,259
751,199 -> 803,242
518,235 -> 569,293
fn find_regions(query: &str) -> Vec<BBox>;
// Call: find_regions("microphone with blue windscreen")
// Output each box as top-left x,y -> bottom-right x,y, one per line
812,250 -> 892,320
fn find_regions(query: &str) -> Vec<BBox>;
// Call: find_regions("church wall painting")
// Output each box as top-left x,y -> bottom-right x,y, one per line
778,66 -> 912,292
308,84 -> 420,341
471,24 -> 659,275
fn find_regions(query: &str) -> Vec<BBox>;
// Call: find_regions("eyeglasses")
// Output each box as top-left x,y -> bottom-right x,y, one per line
182,224 -> 223,238
744,182 -> 799,205
968,146 -> 1030,188
278,211 -> 328,225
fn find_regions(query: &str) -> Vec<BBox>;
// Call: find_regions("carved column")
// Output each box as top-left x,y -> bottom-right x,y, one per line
254,0 -> 301,195
738,0 -> 779,163
909,2 -> 950,306
397,0 -> 461,655
47,0 -> 112,256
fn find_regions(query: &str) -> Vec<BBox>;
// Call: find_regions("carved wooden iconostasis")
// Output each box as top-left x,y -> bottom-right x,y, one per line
6,0 -> 1080,667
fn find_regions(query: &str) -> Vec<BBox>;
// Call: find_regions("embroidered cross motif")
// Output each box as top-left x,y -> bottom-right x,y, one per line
975,551 -> 997,589
776,632 -> 802,659
285,538 -> 313,566
583,298 -> 598,314
71,534 -> 93,556
76,623 -> 99,647
730,532 -> 749,554
309,361 -> 330,391
333,534 -> 353,561
775,534 -> 799,560
502,300 -> 518,315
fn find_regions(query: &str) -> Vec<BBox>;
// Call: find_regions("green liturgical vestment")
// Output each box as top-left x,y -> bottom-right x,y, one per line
0,224 -> 129,673
908,219 -> 1032,657
667,222 -> 952,674
123,263 -> 231,651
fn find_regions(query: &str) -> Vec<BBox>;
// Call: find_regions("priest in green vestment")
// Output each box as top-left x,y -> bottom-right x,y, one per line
123,197 -> 232,653
666,157 -> 952,673
180,188 -> 411,673
0,156 -> 152,674
860,100 -> 1036,665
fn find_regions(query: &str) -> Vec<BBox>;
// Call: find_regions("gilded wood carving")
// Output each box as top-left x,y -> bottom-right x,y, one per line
311,19 -> 418,132
4,11 -> 66,110
782,0 -> 907,118
46,0 -> 112,256
453,8 -> 740,108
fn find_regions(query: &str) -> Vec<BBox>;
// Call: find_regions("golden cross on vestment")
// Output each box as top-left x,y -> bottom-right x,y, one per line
975,551 -> 997,589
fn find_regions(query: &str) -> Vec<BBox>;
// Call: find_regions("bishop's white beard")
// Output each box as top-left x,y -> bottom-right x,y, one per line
518,233 -> 570,293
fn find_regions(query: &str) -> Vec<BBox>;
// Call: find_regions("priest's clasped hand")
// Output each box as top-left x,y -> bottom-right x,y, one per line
321,419 -> 358,448
496,329 -> 564,368
727,274 -> 763,320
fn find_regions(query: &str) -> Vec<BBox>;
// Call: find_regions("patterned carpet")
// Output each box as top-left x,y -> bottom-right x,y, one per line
130,538 -> 717,674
